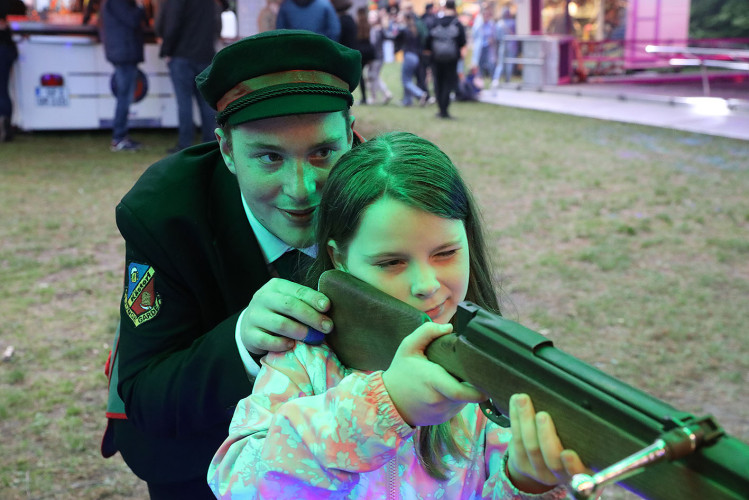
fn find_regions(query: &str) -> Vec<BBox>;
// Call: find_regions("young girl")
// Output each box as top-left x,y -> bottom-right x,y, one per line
208,132 -> 586,498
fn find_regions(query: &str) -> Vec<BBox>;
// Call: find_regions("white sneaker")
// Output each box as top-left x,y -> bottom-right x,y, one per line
110,137 -> 142,152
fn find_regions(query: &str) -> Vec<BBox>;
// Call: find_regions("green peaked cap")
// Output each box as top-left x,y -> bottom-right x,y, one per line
197,30 -> 362,125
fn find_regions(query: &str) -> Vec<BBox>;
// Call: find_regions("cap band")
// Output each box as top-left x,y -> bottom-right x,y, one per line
216,70 -> 349,112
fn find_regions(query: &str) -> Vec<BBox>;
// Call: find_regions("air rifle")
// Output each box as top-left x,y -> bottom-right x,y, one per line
317,270 -> 749,500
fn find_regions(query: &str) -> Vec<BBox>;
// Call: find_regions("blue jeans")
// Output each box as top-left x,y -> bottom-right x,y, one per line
168,57 -> 216,149
112,63 -> 138,142
401,51 -> 425,106
478,45 -> 496,78
493,41 -> 517,83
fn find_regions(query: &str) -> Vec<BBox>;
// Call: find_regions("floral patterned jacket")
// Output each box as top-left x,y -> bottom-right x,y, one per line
208,341 -> 570,500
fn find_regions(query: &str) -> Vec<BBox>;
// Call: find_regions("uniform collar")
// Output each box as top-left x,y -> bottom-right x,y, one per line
240,193 -> 317,264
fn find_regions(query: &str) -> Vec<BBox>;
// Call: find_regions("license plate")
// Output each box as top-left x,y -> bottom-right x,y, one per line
36,86 -> 70,106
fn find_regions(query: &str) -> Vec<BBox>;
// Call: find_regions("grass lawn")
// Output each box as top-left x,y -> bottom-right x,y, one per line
1,62 -> 747,499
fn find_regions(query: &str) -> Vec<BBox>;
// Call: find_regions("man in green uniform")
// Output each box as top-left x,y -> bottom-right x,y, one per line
101,30 -> 362,498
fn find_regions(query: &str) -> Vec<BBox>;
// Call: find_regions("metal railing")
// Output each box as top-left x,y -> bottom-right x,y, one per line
645,45 -> 749,95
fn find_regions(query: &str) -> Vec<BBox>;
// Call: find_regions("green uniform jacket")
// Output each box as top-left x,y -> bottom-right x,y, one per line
110,142 -> 270,484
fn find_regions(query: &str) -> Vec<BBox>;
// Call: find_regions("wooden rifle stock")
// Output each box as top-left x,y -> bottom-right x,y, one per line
318,270 -> 749,499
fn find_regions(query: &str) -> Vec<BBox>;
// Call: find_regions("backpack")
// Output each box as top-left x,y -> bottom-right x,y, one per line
430,18 -> 460,63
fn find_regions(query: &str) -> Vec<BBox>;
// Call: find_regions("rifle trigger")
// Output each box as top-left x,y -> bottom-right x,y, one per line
480,400 -> 510,428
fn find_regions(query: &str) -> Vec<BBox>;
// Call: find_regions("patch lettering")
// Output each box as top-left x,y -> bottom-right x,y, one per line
124,262 -> 162,327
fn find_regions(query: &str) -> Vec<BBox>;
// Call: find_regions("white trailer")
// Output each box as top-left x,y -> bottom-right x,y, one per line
9,20 -> 179,131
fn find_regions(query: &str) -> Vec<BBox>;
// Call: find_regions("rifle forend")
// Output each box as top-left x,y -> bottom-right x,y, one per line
426,302 -> 748,500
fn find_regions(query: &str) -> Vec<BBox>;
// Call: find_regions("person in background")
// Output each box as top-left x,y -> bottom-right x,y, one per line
422,2 -> 436,25
399,0 -> 431,102
418,2 -> 437,102
491,5 -> 517,87
354,6 -> 375,105
457,63 -> 483,101
100,0 -> 148,152
333,0 -> 356,52
426,0 -> 466,119
156,0 -> 218,153
367,8 -> 393,104
257,0 -> 282,33
0,0 -> 26,142
381,4 -> 400,63
397,10 -> 428,106
275,0 -> 340,41
101,30 -> 362,499
81,0 -> 101,25
208,131 -> 588,498
471,2 -> 496,79
421,1 -> 436,29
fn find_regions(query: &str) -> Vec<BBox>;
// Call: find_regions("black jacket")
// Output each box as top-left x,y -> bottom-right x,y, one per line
337,12 -> 357,50
112,142 -> 267,483
156,0 -> 218,62
109,133 -> 363,485
99,0 -> 146,65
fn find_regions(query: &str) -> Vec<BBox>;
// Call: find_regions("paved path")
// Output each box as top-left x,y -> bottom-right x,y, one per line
479,82 -> 749,141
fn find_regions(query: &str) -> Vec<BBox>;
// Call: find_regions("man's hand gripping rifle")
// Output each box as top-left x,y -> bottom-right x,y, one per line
318,270 -> 749,500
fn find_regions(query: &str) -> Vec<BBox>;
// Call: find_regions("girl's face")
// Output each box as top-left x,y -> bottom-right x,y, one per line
328,197 -> 470,324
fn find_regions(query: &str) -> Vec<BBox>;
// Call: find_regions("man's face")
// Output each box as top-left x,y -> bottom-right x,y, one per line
217,111 -> 354,248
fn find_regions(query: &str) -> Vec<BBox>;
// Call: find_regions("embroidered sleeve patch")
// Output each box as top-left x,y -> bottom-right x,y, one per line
124,262 -> 162,327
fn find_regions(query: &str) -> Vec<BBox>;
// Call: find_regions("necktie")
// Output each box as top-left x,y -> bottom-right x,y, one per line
273,250 -> 314,284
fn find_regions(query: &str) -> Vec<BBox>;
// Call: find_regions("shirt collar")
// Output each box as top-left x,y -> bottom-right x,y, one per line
240,193 -> 317,264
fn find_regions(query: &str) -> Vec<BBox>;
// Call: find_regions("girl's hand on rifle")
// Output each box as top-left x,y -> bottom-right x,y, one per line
507,393 -> 587,493
382,322 -> 487,427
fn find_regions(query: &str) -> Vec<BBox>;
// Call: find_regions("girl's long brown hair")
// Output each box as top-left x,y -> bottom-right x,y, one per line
309,131 -> 500,479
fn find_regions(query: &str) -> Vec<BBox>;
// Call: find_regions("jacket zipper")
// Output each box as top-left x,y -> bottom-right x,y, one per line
387,455 -> 398,500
